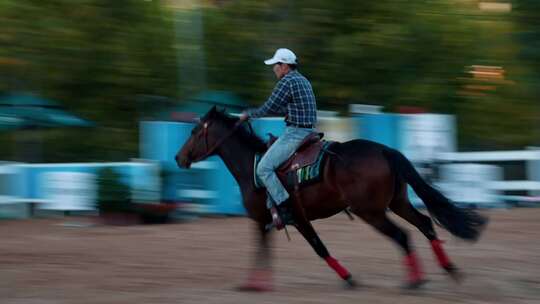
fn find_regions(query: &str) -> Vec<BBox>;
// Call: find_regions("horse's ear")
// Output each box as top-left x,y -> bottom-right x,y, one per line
207,105 -> 218,118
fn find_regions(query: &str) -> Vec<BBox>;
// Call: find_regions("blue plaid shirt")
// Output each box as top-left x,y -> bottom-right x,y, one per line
247,70 -> 317,126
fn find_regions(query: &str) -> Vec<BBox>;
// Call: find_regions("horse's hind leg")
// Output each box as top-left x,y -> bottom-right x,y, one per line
294,218 -> 357,288
390,191 -> 462,282
355,210 -> 426,289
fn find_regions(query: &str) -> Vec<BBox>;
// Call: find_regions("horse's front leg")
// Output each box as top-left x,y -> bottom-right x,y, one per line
294,217 -> 357,288
238,222 -> 273,292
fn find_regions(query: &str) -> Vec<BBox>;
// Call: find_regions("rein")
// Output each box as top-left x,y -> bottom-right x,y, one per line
199,118 -> 252,159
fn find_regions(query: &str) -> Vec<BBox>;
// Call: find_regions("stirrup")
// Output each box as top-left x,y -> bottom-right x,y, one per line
269,206 -> 285,230
265,203 -> 295,231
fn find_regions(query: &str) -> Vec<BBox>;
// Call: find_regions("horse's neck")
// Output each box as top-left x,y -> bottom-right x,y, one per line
216,136 -> 257,190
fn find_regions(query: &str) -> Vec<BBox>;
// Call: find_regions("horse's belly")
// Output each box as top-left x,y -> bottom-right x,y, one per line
305,204 -> 346,221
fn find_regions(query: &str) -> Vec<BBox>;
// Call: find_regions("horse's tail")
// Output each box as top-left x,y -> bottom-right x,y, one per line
384,148 -> 488,241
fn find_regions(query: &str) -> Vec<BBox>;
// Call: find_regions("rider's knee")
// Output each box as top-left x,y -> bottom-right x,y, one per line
256,161 -> 271,178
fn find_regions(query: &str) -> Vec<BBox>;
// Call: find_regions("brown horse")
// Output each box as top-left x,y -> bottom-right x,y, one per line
175,106 -> 487,291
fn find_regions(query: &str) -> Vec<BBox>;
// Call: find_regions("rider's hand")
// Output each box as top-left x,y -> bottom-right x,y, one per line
239,112 -> 249,122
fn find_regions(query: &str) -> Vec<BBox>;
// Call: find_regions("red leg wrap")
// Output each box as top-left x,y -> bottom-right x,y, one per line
324,256 -> 350,280
430,239 -> 451,268
404,252 -> 423,283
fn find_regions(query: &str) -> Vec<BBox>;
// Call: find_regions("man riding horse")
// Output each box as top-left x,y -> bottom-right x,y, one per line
240,48 -> 317,231
176,50 -> 487,291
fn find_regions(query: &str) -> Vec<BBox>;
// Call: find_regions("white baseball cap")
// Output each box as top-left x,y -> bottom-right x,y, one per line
264,48 -> 297,65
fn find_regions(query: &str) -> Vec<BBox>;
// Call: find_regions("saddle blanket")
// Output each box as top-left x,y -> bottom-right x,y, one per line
254,141 -> 333,189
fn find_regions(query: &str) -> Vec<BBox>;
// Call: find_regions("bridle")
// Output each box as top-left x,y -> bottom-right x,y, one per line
193,118 -> 252,161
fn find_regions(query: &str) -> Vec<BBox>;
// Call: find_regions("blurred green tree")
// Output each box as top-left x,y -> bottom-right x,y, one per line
201,0 -> 539,149
0,0 -> 178,161
1,0 -> 539,161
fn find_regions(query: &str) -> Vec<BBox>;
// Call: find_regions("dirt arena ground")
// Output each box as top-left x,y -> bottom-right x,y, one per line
0,208 -> 539,304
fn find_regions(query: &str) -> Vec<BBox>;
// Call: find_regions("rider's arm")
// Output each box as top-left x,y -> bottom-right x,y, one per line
246,79 -> 290,118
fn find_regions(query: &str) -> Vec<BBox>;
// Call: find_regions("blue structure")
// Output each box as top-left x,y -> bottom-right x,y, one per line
353,113 -> 400,149
140,118 -> 286,215
140,113 -> 457,213
141,116 -> 403,214
0,162 -> 158,218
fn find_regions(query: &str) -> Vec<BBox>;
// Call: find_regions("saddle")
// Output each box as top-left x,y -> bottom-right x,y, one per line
266,132 -> 325,176
254,132 -> 331,189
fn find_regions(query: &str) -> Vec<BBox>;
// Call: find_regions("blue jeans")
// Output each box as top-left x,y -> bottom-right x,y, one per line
256,126 -> 314,209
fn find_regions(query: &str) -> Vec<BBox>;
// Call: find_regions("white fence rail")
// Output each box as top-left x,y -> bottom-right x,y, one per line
436,148 -> 540,206
437,150 -> 540,162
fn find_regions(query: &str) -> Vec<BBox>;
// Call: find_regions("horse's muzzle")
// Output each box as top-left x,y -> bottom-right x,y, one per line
176,155 -> 192,169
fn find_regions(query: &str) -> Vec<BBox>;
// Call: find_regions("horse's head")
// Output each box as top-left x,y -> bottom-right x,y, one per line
175,106 -> 235,169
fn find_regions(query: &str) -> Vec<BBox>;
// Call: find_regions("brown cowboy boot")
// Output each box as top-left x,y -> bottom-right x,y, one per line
268,199 -> 294,231
269,205 -> 285,230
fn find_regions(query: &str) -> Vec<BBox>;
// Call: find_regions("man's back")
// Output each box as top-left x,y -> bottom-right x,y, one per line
283,70 -> 317,127
254,69 -> 317,127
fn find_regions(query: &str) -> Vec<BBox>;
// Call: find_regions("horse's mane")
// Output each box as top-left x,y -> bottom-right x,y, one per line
209,110 -> 268,153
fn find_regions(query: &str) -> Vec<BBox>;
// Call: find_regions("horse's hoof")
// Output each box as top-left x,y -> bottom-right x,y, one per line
445,264 -> 465,283
450,271 -> 465,283
237,270 -> 273,292
344,276 -> 358,289
402,279 -> 428,290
